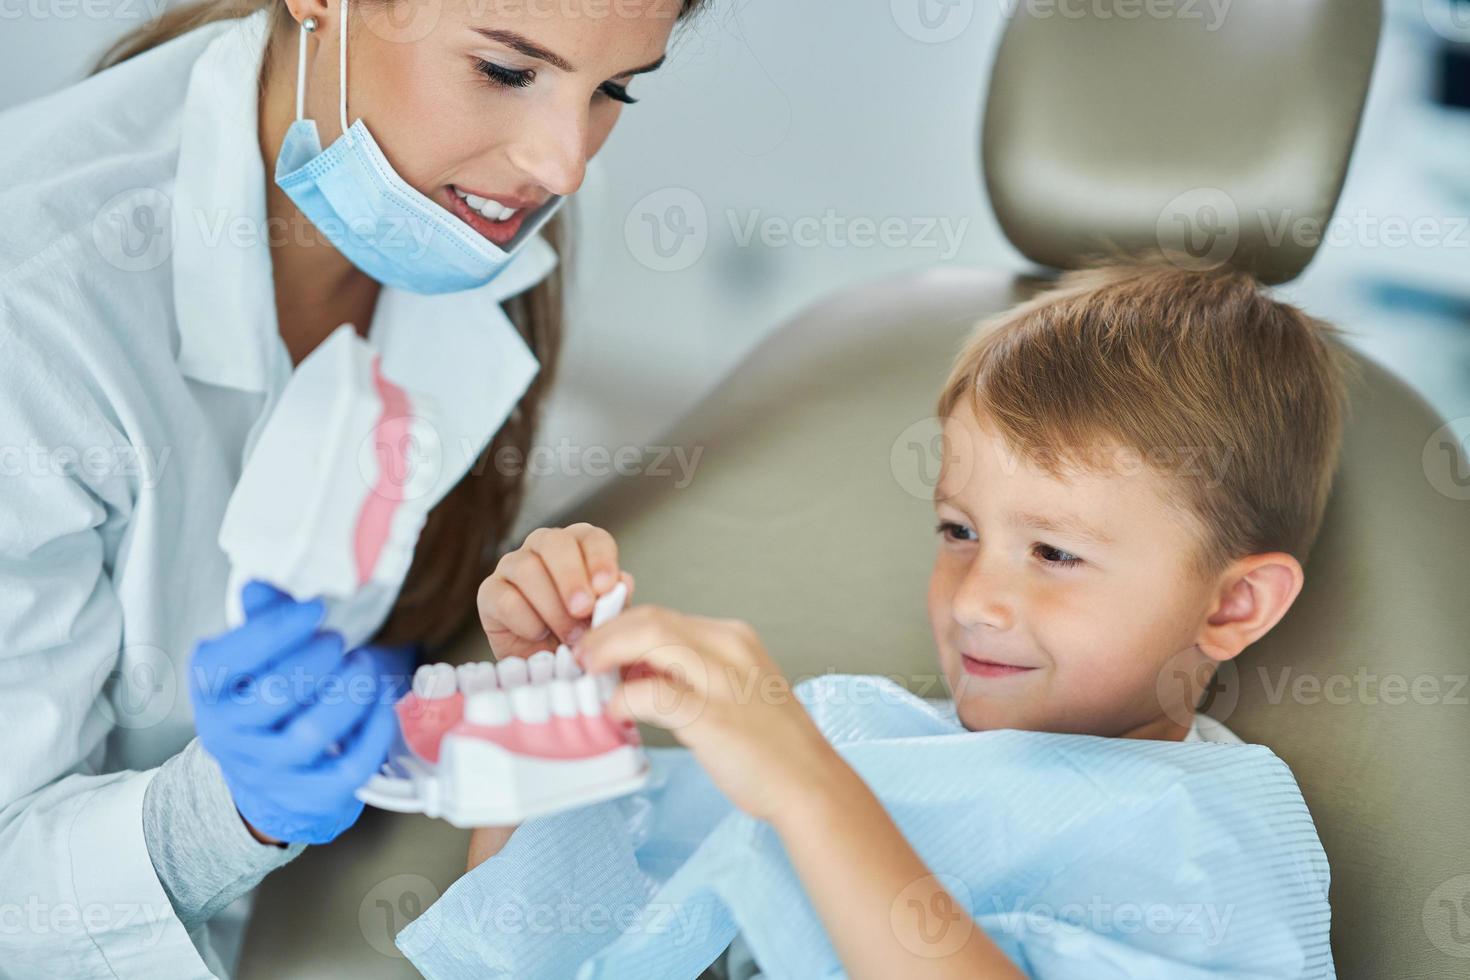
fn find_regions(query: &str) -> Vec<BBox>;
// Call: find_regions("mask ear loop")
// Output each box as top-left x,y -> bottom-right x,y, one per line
338,0 -> 350,139
295,15 -> 315,122
293,6 -> 348,139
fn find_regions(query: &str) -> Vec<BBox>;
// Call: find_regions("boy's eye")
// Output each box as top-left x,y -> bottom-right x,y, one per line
935,520 -> 976,543
1034,543 -> 1083,567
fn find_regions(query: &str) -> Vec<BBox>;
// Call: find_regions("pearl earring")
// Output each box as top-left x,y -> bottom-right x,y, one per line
302,15 -> 318,31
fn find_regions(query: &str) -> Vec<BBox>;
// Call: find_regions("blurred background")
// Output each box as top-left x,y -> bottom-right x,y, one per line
4,0 -> 1467,526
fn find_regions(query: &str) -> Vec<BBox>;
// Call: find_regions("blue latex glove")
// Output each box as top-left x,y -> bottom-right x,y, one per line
190,580 -> 417,844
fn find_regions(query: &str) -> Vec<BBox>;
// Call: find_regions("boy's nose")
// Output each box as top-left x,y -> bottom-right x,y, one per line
951,558 -> 1015,632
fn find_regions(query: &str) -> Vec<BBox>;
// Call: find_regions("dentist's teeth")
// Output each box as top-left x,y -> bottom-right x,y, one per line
594,671 -> 616,704
465,689 -> 512,726
496,656 -> 529,689
414,663 -> 456,700
548,680 -> 578,718
457,661 -> 498,695
528,650 -> 556,685
453,187 -> 518,222
510,683 -> 550,723
554,645 -> 580,680
574,675 -> 602,716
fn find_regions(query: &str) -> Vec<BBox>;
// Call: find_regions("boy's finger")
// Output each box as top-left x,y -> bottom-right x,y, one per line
501,555 -> 580,643
571,524 -> 621,595
478,579 -> 554,646
526,529 -> 595,619
577,620 -> 711,692
612,674 -> 709,733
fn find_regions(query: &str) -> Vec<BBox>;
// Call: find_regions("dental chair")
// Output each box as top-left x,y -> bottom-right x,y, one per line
239,1 -> 1470,977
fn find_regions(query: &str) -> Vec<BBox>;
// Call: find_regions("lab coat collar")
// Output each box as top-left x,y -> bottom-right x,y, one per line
171,9 -> 557,394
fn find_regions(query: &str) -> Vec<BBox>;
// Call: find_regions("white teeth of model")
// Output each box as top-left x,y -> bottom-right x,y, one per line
548,680 -> 578,718
528,649 -> 556,685
496,656 -> 529,689
456,661 -> 497,695
464,689 -> 511,726
553,645 -> 580,680
509,683 -> 550,723
594,671 -> 617,704
414,663 -> 456,700
574,675 -> 602,716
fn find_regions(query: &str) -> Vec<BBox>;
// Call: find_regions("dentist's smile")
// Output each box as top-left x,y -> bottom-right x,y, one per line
444,184 -> 538,247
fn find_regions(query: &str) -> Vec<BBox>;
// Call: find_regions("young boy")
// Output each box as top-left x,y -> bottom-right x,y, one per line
458,260 -> 1350,978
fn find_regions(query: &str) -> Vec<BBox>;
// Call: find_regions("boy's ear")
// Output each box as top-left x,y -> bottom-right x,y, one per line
1196,553 -> 1305,663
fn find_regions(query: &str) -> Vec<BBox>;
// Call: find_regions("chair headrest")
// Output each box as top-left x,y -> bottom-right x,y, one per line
982,0 -> 1381,284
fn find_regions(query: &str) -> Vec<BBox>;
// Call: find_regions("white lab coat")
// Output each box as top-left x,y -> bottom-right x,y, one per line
0,10 -> 555,978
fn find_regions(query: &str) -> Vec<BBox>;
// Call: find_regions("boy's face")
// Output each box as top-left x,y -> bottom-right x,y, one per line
928,401 -> 1220,739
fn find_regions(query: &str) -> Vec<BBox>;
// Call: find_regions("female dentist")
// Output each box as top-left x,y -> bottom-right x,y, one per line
0,0 -> 700,976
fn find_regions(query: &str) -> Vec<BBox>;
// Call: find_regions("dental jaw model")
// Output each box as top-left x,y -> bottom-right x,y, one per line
218,325 -> 443,648
356,582 -> 651,827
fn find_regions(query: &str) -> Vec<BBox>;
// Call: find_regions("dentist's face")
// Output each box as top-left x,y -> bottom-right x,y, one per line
296,0 -> 681,246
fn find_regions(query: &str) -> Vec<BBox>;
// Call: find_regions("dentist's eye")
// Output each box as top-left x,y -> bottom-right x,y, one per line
476,58 -> 534,90
935,521 -> 976,543
597,81 -> 638,105
1034,543 -> 1083,567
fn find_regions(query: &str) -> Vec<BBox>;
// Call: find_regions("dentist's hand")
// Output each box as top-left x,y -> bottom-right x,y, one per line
190,581 -> 411,845
477,523 -> 634,660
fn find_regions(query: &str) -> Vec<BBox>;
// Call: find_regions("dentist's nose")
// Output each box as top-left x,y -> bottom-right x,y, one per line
950,551 -> 1015,633
506,103 -> 589,198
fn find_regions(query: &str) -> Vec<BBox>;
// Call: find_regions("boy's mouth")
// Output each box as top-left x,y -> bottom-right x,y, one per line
960,653 -> 1038,678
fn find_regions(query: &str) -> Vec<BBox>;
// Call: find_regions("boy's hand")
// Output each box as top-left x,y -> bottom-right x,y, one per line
477,524 -> 634,660
574,606 -> 841,824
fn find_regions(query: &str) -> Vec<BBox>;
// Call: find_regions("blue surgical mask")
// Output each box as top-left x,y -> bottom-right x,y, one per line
273,0 -> 564,295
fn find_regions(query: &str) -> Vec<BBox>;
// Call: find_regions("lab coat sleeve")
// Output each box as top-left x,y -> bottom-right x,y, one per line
0,324 -> 219,979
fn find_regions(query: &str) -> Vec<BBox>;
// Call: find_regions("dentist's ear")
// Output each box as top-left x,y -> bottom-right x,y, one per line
1195,552 -> 1305,663
283,0 -> 332,29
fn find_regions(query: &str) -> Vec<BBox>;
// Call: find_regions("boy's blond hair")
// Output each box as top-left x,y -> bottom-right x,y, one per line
937,260 -> 1354,578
